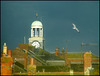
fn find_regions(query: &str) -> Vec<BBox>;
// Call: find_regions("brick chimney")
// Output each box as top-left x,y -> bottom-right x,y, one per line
84,51 -> 92,75
65,48 -> 67,54
65,48 -> 70,66
8,50 -> 11,57
28,58 -> 36,75
2,54 -> 6,57
30,58 -> 35,65
62,48 -> 64,58
55,48 -> 58,56
58,48 -> 60,56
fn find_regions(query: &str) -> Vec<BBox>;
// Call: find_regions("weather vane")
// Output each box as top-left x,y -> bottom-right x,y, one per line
36,13 -> 38,20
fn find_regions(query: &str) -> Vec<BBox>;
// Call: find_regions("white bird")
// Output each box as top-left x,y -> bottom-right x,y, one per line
72,23 -> 79,32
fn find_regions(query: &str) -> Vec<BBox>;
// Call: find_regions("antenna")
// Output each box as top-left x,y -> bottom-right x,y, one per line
24,36 -> 26,44
81,42 -> 98,57
40,17 -> 42,22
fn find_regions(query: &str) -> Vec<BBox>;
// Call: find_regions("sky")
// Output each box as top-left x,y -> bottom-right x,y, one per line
1,1 -> 99,56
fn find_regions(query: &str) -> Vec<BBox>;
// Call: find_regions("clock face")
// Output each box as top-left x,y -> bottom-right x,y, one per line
32,41 -> 40,48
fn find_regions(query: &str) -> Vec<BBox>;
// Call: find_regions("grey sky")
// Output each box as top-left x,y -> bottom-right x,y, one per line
1,1 -> 99,56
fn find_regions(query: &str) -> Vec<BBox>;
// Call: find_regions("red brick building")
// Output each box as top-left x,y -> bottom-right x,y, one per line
1,56 -> 13,75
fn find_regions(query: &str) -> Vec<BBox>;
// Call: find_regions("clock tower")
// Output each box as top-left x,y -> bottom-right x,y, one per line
28,20 -> 44,49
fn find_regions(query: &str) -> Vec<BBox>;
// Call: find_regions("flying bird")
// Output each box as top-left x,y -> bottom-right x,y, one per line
72,23 -> 80,32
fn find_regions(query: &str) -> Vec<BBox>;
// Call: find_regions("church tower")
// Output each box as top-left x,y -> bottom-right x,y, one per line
28,15 -> 44,49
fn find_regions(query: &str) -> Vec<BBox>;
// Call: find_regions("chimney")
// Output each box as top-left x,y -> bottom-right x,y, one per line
8,50 -> 11,57
65,48 -> 67,54
30,58 -> 35,65
62,48 -> 64,57
55,48 -> 58,56
2,54 -> 6,57
58,48 -> 60,56
65,48 -> 67,58
84,51 -> 92,74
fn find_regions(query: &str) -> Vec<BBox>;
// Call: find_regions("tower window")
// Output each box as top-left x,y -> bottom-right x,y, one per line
33,28 -> 35,36
37,28 -> 39,37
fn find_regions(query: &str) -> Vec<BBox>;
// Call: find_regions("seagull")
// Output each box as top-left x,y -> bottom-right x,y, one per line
72,23 -> 80,32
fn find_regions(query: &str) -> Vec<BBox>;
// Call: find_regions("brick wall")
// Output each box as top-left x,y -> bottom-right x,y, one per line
1,57 -> 13,75
12,48 -> 25,64
19,44 -> 29,50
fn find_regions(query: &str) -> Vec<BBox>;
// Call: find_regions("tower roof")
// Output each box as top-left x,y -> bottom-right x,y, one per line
31,20 -> 43,28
